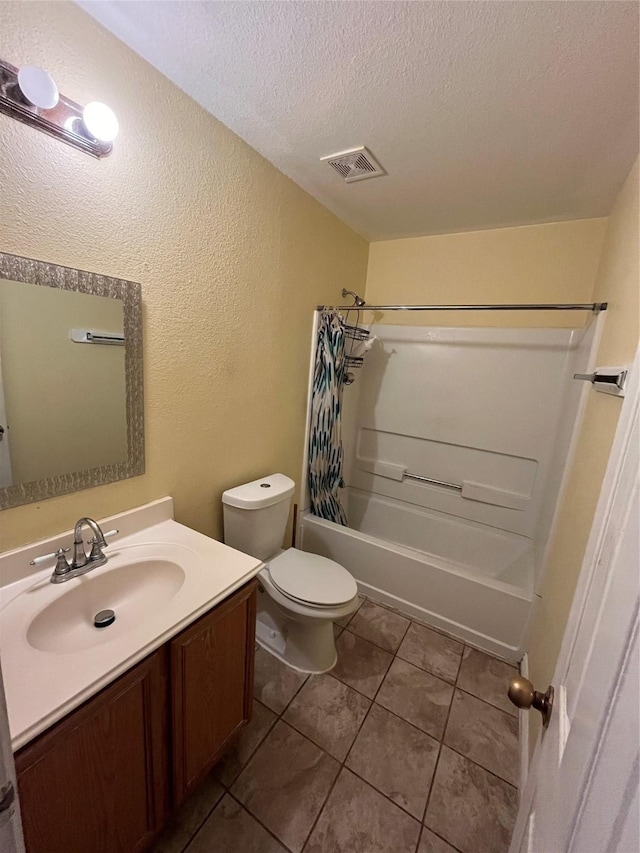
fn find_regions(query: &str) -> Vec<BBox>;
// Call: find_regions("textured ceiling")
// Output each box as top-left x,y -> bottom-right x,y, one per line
78,1 -> 639,240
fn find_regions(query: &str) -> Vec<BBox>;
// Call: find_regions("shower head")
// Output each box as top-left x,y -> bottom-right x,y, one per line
342,288 -> 366,308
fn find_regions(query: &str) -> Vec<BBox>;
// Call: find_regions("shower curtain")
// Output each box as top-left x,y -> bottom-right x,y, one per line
308,311 -> 348,525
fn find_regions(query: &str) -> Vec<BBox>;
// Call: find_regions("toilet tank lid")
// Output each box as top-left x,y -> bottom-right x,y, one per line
222,473 -> 296,509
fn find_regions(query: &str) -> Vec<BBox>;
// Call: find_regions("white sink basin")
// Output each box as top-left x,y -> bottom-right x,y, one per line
27,559 -> 186,653
0,498 -> 263,750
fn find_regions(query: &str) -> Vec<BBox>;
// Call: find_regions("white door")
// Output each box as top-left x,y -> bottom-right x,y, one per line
510,351 -> 639,853
0,659 -> 24,853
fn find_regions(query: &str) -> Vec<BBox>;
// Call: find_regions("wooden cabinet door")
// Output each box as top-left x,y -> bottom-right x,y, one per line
171,580 -> 256,804
14,648 -> 169,853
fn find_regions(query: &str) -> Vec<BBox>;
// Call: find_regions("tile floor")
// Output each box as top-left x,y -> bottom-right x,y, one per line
153,597 -> 520,853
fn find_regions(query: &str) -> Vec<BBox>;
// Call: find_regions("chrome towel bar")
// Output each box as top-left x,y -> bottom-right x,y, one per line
404,471 -> 462,491
70,328 -> 125,346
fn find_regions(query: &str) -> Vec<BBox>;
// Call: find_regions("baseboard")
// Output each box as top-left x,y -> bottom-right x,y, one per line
519,652 -> 529,793
356,579 -> 521,664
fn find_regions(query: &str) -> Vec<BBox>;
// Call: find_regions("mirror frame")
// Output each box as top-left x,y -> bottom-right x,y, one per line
0,251 -> 144,510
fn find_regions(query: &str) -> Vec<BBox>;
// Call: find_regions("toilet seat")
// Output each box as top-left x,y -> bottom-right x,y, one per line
268,548 -> 357,607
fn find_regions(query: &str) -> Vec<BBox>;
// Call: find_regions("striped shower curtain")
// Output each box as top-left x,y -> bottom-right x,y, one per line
308,311 -> 348,525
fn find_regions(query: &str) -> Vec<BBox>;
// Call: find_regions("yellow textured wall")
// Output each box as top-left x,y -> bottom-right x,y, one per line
527,159 -> 639,747
0,2 -> 368,551
365,218 -> 607,327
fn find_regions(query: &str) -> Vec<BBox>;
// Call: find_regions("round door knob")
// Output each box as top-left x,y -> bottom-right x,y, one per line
508,676 -> 535,709
508,676 -> 554,728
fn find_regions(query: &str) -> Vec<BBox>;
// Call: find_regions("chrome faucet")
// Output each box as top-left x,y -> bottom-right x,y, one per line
29,518 -> 118,584
71,517 -> 108,569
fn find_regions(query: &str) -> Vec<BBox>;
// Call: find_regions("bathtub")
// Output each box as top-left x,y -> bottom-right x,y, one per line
298,488 -> 534,662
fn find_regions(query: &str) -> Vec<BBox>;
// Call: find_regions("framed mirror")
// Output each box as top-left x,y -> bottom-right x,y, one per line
0,252 -> 143,509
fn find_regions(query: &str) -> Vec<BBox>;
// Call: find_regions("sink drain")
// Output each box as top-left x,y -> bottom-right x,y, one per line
94,609 -> 115,628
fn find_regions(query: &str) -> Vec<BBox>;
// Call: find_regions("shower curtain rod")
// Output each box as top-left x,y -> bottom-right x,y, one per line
316,302 -> 608,313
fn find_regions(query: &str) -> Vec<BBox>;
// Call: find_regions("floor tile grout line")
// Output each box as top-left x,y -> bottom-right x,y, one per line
244,617 -> 518,853
170,612 -> 518,853
264,677 -> 517,824
271,670 -> 311,719
337,655 -> 382,768
421,736 -> 444,827
176,782 -> 226,853
340,762 -> 426,826
370,693 -> 447,742
363,592 -> 524,673
252,659 -> 380,851
340,697 -> 376,770
422,824 -> 466,853
340,621 -> 450,827
395,646 -> 462,685
368,632 -> 399,703
330,627 -> 395,700
297,662 -> 379,852
370,599 -> 469,648
340,622 -> 403,657
296,617 -> 439,840
390,647 -> 462,688
226,789 -> 297,853
217,708 -> 279,789
345,601 -> 412,655
283,697 -> 371,765
333,624 -> 518,784
299,756 -> 345,852
421,638 -> 466,832
418,642 -> 518,841
454,683 -> 519,719
166,781 -> 226,853
439,740 -> 519,791
227,739 -> 486,853
373,596 -> 520,669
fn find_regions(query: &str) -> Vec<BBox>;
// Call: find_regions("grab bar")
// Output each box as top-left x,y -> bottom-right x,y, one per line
359,460 -> 528,508
404,471 -> 462,491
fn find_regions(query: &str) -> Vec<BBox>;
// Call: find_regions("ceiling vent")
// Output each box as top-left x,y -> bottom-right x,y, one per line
320,146 -> 386,183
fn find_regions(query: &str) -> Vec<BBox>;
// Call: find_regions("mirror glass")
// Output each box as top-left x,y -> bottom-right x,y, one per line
0,253 -> 143,509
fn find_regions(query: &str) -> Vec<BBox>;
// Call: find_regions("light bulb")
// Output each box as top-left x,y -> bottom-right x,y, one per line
17,65 -> 59,110
82,102 -> 119,143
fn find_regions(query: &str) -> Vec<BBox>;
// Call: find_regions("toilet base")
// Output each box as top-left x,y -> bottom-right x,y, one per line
255,585 -> 338,674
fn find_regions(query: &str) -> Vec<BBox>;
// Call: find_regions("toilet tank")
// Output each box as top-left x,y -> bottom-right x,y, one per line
222,473 -> 296,562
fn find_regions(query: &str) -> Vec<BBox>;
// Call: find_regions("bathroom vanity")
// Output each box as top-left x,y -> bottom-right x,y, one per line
0,498 -> 262,852
14,581 -> 256,852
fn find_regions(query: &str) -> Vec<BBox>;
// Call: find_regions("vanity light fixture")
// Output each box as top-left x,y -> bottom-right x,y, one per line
17,65 -> 59,109
82,101 -> 119,143
0,58 -> 117,158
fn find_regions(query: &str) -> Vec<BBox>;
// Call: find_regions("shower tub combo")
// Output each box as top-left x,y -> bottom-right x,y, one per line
299,494 -> 533,660
299,319 -> 601,662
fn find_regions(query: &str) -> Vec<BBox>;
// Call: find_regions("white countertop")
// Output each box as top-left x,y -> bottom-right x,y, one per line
0,498 -> 262,750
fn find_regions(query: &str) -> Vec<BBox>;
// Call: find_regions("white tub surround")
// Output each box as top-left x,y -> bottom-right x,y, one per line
299,322 -> 600,660
0,497 -> 262,750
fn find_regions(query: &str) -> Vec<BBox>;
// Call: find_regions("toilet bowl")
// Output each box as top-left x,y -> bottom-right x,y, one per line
222,474 -> 358,673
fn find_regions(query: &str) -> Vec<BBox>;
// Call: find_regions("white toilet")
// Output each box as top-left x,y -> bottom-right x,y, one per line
222,473 -> 359,673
